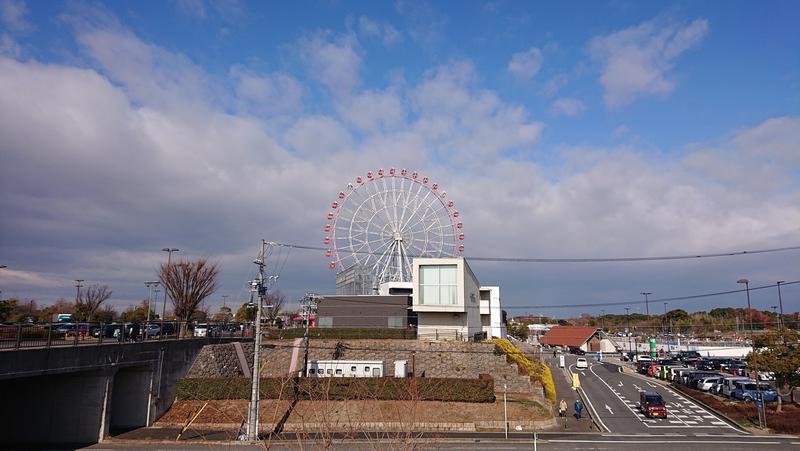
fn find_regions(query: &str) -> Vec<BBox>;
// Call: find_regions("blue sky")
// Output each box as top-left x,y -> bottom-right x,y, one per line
0,0 -> 798,318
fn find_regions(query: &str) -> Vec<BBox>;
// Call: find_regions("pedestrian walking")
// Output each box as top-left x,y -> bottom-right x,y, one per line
574,399 -> 584,420
558,399 -> 567,417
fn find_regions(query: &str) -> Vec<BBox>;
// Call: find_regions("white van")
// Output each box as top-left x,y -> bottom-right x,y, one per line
635,355 -> 653,363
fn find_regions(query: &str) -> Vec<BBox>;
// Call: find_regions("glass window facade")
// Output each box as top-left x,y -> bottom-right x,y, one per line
419,264 -> 458,305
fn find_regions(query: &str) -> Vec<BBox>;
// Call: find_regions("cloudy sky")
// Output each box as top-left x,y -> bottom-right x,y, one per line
0,0 -> 798,318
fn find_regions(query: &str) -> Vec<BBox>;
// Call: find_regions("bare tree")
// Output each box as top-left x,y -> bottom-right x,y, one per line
159,258 -> 219,336
265,290 -> 286,326
75,284 -> 113,321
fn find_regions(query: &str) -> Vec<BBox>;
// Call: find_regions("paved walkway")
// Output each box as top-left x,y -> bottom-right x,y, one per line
512,341 -> 592,432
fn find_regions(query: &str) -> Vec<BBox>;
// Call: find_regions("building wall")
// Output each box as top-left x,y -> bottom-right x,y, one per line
412,258 -> 479,340
316,295 -> 412,329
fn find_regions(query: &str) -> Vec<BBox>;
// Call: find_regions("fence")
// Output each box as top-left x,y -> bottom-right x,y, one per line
0,321 -> 254,350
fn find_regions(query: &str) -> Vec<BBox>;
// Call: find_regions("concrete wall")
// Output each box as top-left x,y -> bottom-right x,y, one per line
0,338 -> 212,446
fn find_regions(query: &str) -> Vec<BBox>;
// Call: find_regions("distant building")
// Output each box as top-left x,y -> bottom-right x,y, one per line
539,326 -> 618,353
335,264 -> 377,295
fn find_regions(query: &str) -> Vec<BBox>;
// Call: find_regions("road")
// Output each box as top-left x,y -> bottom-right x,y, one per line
84,432 -> 800,450
565,354 -> 744,436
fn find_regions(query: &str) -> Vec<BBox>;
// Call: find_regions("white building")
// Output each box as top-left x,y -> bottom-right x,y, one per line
412,257 -> 505,341
480,286 -> 507,340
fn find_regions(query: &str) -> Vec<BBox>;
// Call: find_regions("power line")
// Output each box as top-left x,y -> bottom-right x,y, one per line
309,281 -> 800,311
502,280 -> 800,310
269,241 -> 800,264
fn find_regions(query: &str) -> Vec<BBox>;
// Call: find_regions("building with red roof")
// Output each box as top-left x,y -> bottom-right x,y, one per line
539,326 -> 619,353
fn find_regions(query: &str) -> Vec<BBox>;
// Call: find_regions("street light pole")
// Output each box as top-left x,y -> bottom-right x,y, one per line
641,292 -> 651,317
625,307 -> 632,354
600,309 -> 605,331
776,281 -> 785,333
737,278 -> 765,429
160,248 -> 179,337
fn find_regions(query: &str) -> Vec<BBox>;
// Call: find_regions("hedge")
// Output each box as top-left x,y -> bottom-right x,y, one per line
264,328 -> 416,340
176,376 -> 495,403
489,338 -> 557,403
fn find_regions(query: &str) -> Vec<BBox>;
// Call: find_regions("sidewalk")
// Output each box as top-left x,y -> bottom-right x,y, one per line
514,342 -> 593,432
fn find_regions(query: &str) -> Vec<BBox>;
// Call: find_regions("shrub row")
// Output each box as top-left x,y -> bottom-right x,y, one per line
176,376 -> 495,403
264,328 -> 416,340
489,338 -> 557,403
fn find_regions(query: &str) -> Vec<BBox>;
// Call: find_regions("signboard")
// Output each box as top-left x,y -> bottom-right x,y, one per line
559,355 -> 565,368
572,372 -> 580,389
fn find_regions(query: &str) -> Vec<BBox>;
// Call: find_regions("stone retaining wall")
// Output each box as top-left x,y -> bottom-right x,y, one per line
185,339 -> 538,395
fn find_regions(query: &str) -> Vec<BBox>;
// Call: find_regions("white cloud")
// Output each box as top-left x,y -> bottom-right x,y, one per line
550,97 -> 586,117
508,47 -> 543,80
174,0 -> 245,24
357,16 -> 403,46
0,0 -> 31,32
230,65 -> 304,116
589,18 -> 709,108
0,32 -> 20,57
297,31 -> 361,99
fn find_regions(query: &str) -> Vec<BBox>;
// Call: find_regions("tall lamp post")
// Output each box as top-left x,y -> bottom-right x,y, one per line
641,292 -> 651,317
0,265 -> 6,299
160,248 -> 179,337
737,278 -> 765,429
600,309 -> 605,331
625,307 -> 632,354
776,281 -> 785,333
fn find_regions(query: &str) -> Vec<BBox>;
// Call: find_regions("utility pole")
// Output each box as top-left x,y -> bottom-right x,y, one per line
75,279 -> 84,318
246,240 -> 268,442
301,293 -> 319,377
625,307 -> 632,354
737,278 -> 765,429
600,309 -> 605,331
641,292 -> 651,317
776,281 -> 785,333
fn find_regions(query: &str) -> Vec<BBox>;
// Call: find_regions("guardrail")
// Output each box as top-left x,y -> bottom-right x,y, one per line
0,322 -> 256,350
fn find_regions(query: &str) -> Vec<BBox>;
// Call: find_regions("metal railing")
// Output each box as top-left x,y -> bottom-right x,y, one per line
0,321 -> 256,350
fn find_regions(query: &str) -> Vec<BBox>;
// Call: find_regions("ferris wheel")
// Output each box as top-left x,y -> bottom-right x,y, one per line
324,168 -> 464,285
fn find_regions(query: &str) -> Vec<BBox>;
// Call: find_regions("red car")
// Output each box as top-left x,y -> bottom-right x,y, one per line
639,391 -> 668,418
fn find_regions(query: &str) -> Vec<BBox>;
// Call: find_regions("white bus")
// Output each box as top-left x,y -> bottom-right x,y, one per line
308,360 -> 384,377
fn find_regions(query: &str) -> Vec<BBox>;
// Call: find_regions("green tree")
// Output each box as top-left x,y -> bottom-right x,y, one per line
748,329 -> 800,412
235,302 -> 256,322
119,301 -> 156,323
211,305 -> 233,322
0,299 -> 18,322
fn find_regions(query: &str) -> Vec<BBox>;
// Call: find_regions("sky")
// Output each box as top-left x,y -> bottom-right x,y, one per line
0,0 -> 798,319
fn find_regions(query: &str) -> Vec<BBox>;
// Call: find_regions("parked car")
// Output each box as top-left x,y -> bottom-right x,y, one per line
635,354 -> 654,363
92,323 -> 123,338
676,350 -> 702,361
637,361 -> 653,374
638,391 -> 668,418
144,324 -> 161,337
695,360 -> 715,371
686,370 -> 722,389
697,376 -> 724,392
732,381 -> 778,402
720,376 -> 751,398
570,347 -> 586,355
576,358 -> 588,369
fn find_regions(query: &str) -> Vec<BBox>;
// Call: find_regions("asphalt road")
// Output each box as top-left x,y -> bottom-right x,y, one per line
566,354 -> 745,436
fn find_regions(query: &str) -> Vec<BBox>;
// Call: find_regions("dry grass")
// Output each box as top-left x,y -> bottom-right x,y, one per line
158,397 -> 549,428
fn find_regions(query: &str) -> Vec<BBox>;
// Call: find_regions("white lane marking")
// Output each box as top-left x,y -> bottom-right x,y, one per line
647,382 -> 657,388
605,404 -> 614,415
575,377 -> 611,434
618,381 -> 624,387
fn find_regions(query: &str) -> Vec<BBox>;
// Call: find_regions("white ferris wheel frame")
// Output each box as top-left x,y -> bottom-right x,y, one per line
324,168 -> 465,285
